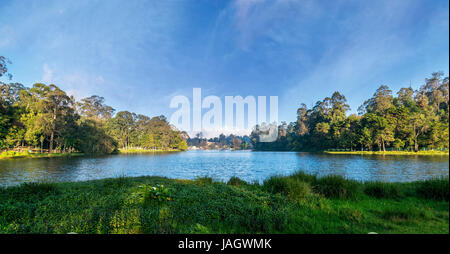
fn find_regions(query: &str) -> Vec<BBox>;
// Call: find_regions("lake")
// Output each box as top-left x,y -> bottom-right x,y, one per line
0,150 -> 448,187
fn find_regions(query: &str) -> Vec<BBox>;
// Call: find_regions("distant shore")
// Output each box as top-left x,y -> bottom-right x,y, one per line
324,150 -> 449,156
0,148 -> 185,160
2,149 -> 448,160
0,151 -> 85,160
117,148 -> 185,154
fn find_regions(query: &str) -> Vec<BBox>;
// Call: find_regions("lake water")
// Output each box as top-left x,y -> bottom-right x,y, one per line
0,150 -> 448,187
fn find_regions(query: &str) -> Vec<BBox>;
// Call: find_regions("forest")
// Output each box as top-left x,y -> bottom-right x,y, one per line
187,133 -> 252,150
0,56 -> 187,154
1,55 -> 448,154
251,72 -> 449,152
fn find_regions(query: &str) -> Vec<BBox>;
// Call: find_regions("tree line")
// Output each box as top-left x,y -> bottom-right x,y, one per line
0,57 -> 187,154
251,72 -> 449,152
187,133 -> 252,150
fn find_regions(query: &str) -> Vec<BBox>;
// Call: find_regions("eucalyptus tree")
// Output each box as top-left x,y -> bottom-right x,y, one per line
77,95 -> 115,121
0,83 -> 26,148
253,72 -> 449,152
0,56 -> 12,80
295,103 -> 310,136
107,111 -> 137,150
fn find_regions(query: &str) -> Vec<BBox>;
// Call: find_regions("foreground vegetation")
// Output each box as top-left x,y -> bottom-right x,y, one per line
0,150 -> 84,159
1,173 -> 448,234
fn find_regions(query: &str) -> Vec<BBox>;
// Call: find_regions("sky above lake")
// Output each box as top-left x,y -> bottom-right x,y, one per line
0,0 -> 448,136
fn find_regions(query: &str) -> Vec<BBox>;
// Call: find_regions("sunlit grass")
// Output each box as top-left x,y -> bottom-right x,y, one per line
0,147 -> 182,159
324,150 -> 449,156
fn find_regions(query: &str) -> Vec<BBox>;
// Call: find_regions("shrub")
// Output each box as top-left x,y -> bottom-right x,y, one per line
129,184 -> 173,205
364,182 -> 401,199
227,177 -> 248,187
195,177 -> 214,185
291,171 -> 317,184
285,179 -> 311,200
263,176 -> 289,195
416,178 -> 449,201
0,150 -> 30,158
263,176 -> 311,200
315,175 -> 360,199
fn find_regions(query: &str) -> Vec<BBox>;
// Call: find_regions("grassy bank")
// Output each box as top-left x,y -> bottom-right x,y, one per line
0,148 -> 182,159
0,172 -> 448,234
324,150 -> 449,156
0,151 -> 84,160
118,148 -> 185,154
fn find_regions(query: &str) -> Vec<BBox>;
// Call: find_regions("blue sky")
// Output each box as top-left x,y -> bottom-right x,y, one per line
0,0 -> 448,134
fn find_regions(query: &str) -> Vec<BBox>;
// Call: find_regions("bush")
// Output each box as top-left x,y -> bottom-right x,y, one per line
315,175 -> 360,199
416,178 -> 449,201
364,182 -> 401,199
291,171 -> 317,184
129,184 -> 173,205
263,176 -> 311,200
0,150 -> 30,158
263,176 -> 289,195
285,179 -> 311,200
227,177 -> 248,187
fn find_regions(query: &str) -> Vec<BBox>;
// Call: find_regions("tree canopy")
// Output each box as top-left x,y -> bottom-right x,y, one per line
0,57 -> 187,154
252,72 -> 449,152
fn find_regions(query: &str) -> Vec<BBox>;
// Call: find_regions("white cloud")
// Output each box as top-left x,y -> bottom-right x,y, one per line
231,0 -> 320,50
40,63 -> 110,100
0,25 -> 14,48
42,64 -> 54,83
280,0 -> 426,116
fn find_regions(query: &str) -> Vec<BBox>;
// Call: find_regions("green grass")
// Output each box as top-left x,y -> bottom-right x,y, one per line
0,173 -> 448,234
0,147 -> 181,160
324,150 -> 449,156
0,150 -> 84,160
415,178 -> 449,201
364,182 -> 402,199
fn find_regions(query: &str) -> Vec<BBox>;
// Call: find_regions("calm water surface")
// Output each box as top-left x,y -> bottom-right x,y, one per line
0,150 -> 448,187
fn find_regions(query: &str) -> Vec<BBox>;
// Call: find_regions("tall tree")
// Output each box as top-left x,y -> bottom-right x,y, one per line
77,95 -> 115,121
0,56 -> 12,80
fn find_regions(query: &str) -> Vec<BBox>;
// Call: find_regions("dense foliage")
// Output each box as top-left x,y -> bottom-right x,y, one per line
188,133 -> 252,150
252,72 -> 449,152
0,57 -> 187,154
